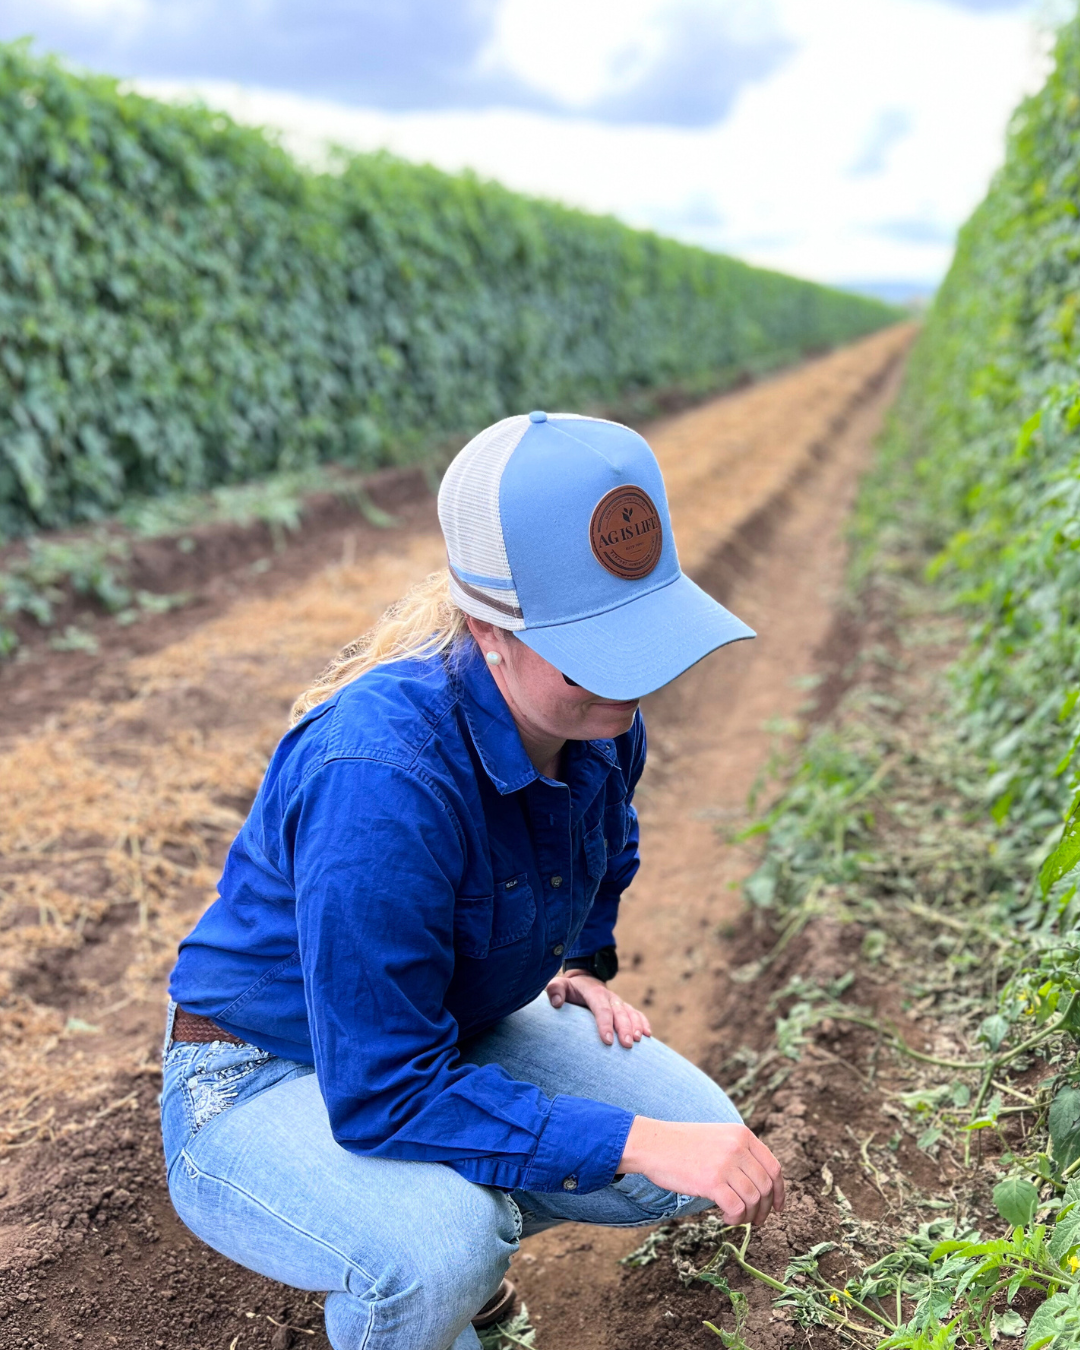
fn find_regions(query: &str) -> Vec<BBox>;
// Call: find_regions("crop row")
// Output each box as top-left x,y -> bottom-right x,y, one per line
0,41 -> 894,541
729,12 -> 1080,1347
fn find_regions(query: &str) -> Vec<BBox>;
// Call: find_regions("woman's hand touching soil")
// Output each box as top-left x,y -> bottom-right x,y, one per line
545,969 -> 652,1047
619,1118 -> 785,1226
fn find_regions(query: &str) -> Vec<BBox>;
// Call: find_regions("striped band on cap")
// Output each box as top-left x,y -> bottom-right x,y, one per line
447,565 -> 523,620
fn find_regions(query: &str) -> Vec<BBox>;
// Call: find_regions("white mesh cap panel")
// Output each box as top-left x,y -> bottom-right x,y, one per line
438,415 -> 530,629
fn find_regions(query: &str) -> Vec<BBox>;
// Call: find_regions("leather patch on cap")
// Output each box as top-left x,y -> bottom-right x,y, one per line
589,485 -> 663,580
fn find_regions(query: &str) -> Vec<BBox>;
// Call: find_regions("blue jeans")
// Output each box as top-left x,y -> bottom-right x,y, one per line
160,994 -> 740,1350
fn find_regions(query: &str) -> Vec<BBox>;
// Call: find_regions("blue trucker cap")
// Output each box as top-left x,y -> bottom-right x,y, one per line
438,411 -> 755,700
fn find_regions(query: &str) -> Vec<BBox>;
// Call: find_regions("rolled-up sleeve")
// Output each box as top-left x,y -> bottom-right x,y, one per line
284,757 -> 634,1192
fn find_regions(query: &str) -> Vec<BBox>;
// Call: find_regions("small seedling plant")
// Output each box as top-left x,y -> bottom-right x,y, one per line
683,1186 -> 1080,1350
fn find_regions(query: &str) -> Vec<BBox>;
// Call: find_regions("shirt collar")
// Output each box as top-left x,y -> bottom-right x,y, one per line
451,642 -> 619,795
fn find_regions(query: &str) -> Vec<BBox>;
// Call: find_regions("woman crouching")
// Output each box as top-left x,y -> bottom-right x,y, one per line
160,410 -> 784,1350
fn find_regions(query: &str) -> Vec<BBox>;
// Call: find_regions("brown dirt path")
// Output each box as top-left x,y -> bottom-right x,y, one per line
0,324 -> 913,1349
506,331 -> 912,1347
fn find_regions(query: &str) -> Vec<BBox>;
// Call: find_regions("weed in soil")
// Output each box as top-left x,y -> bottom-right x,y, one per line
478,1305 -> 539,1349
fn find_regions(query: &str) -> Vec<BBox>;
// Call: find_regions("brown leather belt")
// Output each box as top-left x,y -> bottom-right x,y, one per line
172,1007 -> 245,1045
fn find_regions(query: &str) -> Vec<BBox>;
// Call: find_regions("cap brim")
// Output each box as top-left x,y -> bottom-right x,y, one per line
515,574 -> 755,701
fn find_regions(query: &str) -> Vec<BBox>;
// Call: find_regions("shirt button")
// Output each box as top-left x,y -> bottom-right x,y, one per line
550,875 -> 563,888
552,944 -> 565,957
562,1175 -> 578,1191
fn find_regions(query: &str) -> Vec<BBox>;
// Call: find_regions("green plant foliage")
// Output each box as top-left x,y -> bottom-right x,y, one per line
995,1177 -> 1041,1228
741,730 -> 889,908
719,11 -> 1080,1344
690,1202 -> 1080,1348
889,11 -> 1080,880
702,1275 -> 751,1348
0,41 -> 894,540
1044,799 -> 1080,899
0,531 -> 132,626
1051,1088 -> 1080,1174
475,1303 -> 537,1349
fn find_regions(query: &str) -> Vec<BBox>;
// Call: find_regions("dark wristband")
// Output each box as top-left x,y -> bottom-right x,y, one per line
562,945 -> 619,983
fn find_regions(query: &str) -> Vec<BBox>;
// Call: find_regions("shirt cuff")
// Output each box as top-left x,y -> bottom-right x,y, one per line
520,1093 -> 635,1194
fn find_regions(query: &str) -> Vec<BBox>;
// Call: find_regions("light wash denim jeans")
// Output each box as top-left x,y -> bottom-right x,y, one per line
160,994 -> 740,1350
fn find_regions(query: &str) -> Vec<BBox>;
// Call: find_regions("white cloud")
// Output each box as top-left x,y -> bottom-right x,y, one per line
136,0 -> 1052,290
479,0 -> 784,112
480,0 -> 671,108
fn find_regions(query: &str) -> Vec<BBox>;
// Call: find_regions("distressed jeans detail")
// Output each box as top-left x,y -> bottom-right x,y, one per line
160,994 -> 740,1350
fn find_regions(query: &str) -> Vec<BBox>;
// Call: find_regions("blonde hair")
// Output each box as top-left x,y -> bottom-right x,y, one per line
290,568 -> 472,725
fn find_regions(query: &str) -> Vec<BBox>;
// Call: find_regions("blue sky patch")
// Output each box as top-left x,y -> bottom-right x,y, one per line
4,0 -> 792,128
849,108 -> 913,176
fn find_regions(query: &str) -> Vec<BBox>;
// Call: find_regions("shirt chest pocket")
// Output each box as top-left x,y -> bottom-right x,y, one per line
454,873 -> 536,961
584,825 -> 608,880
604,801 -> 631,855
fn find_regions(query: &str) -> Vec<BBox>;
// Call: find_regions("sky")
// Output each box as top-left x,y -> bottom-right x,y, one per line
1,0 -> 1067,297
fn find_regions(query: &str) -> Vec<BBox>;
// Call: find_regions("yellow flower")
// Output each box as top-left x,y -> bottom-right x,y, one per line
830,1293 -> 840,1304
1069,1255 -> 1079,1272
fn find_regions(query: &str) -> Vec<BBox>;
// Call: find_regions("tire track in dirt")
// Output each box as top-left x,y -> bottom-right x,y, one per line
0,324 -> 914,1349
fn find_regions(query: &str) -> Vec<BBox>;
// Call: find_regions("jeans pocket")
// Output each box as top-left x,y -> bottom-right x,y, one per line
161,1038 -> 312,1183
186,1043 -> 274,1131
162,1040 -> 274,1147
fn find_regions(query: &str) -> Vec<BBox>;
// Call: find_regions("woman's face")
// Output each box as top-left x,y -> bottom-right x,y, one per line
465,619 -> 640,747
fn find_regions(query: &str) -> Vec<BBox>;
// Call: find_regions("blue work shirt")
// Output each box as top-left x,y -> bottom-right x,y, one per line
170,641 -> 645,1194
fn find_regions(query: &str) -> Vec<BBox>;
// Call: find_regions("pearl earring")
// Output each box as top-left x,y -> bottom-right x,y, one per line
485,651 -> 502,666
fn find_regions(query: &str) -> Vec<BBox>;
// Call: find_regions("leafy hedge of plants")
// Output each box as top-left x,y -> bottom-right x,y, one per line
729,12 -> 1080,1347
0,41 -> 896,540
890,9 -> 1080,881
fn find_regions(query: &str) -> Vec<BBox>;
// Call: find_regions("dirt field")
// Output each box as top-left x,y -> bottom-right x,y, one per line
0,324 -> 915,1349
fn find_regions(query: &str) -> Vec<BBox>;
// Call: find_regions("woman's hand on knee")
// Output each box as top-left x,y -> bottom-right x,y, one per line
545,971 -> 652,1048
618,1118 -> 785,1226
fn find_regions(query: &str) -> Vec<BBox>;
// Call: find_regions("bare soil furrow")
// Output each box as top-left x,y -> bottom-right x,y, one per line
0,325 -> 913,1350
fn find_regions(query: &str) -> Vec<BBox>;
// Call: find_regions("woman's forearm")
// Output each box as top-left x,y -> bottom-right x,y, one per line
619,1115 -> 668,1173
618,1116 -> 786,1227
